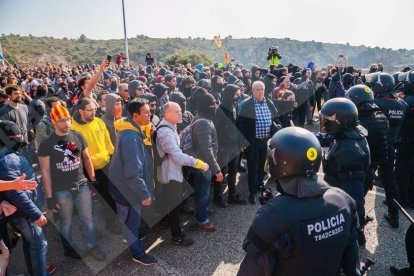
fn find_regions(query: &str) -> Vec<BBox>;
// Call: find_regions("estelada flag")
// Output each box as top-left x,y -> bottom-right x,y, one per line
224,49 -> 231,65
214,35 -> 222,49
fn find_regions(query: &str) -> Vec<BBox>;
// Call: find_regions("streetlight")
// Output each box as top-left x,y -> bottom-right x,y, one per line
122,0 -> 130,66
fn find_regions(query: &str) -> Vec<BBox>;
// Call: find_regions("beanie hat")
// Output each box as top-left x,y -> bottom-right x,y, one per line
159,68 -> 166,76
128,80 -> 145,97
138,76 -> 148,84
227,75 -> 238,84
196,64 -> 204,72
169,92 -> 186,104
306,61 -> 315,70
155,75 -> 164,83
50,104 -> 70,125
192,87 -> 215,114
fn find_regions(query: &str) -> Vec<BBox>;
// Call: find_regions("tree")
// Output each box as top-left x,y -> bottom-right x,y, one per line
165,51 -> 212,66
78,34 -> 87,43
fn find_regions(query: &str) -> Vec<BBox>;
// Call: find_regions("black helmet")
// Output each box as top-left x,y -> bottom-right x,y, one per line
345,84 -> 375,111
319,98 -> 358,134
268,127 -> 321,179
365,72 -> 395,94
398,70 -> 414,95
0,120 -> 24,150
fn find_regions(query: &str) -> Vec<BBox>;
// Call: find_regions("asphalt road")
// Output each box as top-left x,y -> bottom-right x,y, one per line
7,122 -> 413,275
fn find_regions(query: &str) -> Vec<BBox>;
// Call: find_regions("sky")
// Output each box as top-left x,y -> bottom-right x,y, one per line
1,0 -> 414,50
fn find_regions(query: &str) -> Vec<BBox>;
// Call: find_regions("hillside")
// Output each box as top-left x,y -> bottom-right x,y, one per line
1,34 -> 414,70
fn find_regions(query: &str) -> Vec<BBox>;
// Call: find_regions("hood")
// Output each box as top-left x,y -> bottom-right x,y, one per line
114,116 -> 141,133
104,93 -> 122,120
153,83 -> 169,99
279,174 -> 329,198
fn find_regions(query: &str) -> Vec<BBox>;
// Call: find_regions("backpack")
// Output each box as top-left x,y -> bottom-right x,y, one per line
152,125 -> 173,167
180,118 -> 207,157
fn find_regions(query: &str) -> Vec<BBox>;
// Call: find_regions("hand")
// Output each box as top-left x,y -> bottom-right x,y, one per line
289,119 -> 295,127
100,59 -> 109,72
201,163 -> 209,172
215,172 -> 224,183
12,174 -> 38,191
34,214 -> 48,227
46,197 -> 60,213
141,197 -> 152,206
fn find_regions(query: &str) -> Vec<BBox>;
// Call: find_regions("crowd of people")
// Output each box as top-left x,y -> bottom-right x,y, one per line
0,51 -> 413,275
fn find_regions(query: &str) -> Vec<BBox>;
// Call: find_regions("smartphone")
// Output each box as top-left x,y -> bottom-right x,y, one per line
106,55 -> 112,63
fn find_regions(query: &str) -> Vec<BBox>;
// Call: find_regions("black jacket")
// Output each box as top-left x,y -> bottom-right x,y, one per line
236,97 -> 281,146
238,182 -> 360,276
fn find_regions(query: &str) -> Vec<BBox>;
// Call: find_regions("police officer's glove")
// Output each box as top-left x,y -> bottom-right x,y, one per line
194,159 -> 209,172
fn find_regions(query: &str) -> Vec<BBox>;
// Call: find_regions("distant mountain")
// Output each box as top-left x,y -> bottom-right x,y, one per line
1,34 -> 413,71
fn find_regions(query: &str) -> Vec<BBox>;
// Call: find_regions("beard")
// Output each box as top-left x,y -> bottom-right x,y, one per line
12,97 -> 22,103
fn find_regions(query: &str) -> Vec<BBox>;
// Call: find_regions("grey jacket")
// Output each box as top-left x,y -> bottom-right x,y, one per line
192,115 -> 220,174
102,93 -> 122,145
156,119 -> 197,184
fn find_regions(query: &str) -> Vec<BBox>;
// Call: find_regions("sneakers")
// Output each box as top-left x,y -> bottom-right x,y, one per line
172,235 -> 194,246
132,253 -> 156,265
390,266 -> 414,276
46,264 -> 57,274
384,213 -> 399,228
86,246 -> 107,261
198,222 -> 216,232
64,249 -> 82,259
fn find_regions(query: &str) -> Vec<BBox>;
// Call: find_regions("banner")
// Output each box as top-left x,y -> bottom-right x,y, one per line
224,49 -> 231,65
214,35 -> 222,49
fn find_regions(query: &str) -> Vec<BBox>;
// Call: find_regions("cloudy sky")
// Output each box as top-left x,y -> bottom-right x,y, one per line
1,0 -> 413,50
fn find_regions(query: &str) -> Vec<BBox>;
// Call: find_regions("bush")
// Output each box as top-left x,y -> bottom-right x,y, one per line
165,51 -> 212,66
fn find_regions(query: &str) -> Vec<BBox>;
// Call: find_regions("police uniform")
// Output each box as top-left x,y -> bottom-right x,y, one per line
238,127 -> 361,276
323,126 -> 370,225
395,71 -> 414,207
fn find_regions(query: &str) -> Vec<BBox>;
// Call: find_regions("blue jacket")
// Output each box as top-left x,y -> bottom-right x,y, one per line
0,149 -> 43,221
108,117 -> 153,206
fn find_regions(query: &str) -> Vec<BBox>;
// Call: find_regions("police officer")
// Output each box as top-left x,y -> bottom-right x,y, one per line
345,85 -> 389,196
395,71 -> 414,209
320,98 -> 371,246
238,127 -> 361,276
364,73 -> 408,228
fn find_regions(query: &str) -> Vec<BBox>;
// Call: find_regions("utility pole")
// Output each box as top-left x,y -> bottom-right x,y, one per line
122,0 -> 130,66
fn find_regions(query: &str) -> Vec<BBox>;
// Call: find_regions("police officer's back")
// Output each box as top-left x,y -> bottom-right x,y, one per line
395,71 -> 414,208
365,73 -> 408,227
238,127 -> 360,276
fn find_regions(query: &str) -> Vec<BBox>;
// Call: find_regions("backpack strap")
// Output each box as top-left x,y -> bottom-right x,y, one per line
154,124 -> 174,158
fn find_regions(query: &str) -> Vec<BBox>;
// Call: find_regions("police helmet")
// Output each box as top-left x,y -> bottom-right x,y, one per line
397,70 -> 414,95
319,98 -> 358,134
365,72 -> 395,94
268,127 -> 321,179
0,120 -> 23,148
345,84 -> 375,110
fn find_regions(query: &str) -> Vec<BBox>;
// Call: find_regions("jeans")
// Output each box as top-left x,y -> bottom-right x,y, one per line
189,168 -> 211,224
116,203 -> 145,257
55,185 -> 96,252
9,216 -> 49,276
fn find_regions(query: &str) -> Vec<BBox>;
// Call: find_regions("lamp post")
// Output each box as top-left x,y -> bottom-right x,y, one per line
122,0 -> 130,66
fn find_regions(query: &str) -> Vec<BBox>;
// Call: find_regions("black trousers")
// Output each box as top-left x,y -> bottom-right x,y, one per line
380,146 -> 399,215
214,154 -> 240,199
396,144 -> 414,207
94,165 -> 117,225
406,224 -> 414,269
246,139 -> 268,194
160,181 -> 184,238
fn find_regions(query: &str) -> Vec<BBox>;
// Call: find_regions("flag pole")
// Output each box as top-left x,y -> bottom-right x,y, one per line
121,0 -> 130,67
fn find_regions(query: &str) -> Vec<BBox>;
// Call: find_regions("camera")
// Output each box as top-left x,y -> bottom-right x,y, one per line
258,185 -> 274,205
